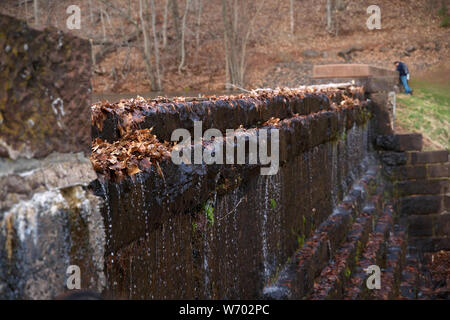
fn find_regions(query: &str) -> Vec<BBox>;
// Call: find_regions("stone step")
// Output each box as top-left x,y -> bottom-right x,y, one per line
398,248 -> 421,299
383,162 -> 449,181
372,226 -> 407,300
396,178 -> 449,197
398,195 -> 448,216
262,205 -> 355,299
342,205 -> 394,299
262,168 -> 382,299
309,213 -> 374,299
380,150 -> 449,167
397,247 -> 448,300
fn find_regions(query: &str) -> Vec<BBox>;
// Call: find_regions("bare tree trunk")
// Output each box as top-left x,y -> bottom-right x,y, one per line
88,0 -> 95,24
139,0 -> 156,90
33,0 -> 39,26
100,9 -> 107,42
327,0 -> 346,36
178,0 -> 191,73
222,0 -> 240,86
149,0 -> 162,90
222,0 -> 230,89
90,38 -> 97,72
290,0 -> 295,35
24,0 -> 29,24
225,39 -> 230,90
195,0 -> 203,55
326,0 -> 332,32
239,1 -> 265,85
222,0 -> 265,87
162,0 -> 170,48
170,0 -> 182,43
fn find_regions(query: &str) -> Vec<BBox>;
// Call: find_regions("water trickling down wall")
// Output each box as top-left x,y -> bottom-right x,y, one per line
2,18 -> 445,299
90,86 -> 374,299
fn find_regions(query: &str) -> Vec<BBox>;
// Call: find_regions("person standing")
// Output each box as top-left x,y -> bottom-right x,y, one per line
394,61 -> 412,94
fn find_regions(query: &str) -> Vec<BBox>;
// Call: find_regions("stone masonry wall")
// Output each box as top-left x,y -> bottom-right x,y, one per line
89,86 -> 374,299
378,133 -> 449,252
0,14 -> 105,299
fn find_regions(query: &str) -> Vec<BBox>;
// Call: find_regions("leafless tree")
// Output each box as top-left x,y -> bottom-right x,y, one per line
149,0 -> 162,90
222,0 -> 265,87
195,0 -> 203,55
178,0 -> 191,73
100,9 -> 107,42
88,0 -> 95,24
290,0 -> 295,35
326,0 -> 347,36
170,0 -> 182,44
33,0 -> 39,26
326,0 -> 331,31
139,0 -> 158,90
162,0 -> 170,48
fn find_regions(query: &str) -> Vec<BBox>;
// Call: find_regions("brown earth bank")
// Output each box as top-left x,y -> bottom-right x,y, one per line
1,0 -> 449,94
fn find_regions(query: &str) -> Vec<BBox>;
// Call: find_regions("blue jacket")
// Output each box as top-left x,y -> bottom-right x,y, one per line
396,62 -> 409,77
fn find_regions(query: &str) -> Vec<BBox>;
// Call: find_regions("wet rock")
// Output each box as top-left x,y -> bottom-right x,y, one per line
380,152 -> 408,166
405,45 -> 416,53
0,186 -> 105,299
0,152 -> 97,213
0,13 -> 92,159
338,46 -> 363,61
301,49 -> 321,58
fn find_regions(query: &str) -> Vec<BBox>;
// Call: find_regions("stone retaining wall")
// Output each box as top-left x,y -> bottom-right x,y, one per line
378,133 -> 449,252
0,14 -> 104,299
89,87 -> 373,299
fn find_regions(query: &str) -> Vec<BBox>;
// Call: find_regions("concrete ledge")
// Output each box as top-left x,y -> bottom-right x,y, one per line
313,64 -> 398,79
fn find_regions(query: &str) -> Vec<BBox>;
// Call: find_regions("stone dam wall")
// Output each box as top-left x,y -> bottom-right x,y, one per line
0,16 -> 448,299
89,86 -> 372,299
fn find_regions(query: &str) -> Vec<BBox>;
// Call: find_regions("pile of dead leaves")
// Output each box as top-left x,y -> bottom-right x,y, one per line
262,117 -> 281,127
425,250 -> 450,287
90,128 -> 172,182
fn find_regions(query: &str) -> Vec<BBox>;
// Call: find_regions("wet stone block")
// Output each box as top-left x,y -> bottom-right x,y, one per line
408,150 -> 449,165
376,133 -> 423,152
384,165 -> 427,180
434,213 -> 450,237
408,215 -> 433,237
396,179 -> 448,196
409,237 -> 450,252
369,92 -> 393,136
427,163 -> 449,178
380,152 -> 408,166
399,195 -> 443,216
